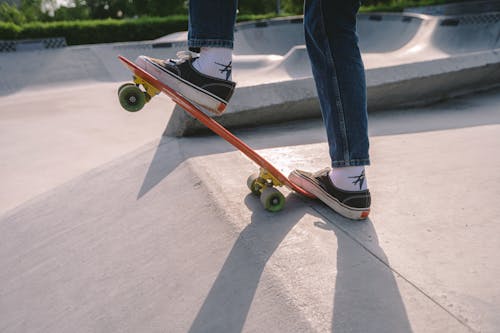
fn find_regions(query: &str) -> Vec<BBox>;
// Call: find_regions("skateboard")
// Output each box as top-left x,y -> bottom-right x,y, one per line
117,55 -> 315,212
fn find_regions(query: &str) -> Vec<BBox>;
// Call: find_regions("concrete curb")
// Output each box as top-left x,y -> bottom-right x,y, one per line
165,50 -> 500,136
367,50 -> 500,109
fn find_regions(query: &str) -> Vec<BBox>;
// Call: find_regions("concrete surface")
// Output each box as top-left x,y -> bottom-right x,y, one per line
1,7 -> 500,332
1,86 -> 499,332
1,12 -> 499,134
153,12 -> 500,134
405,0 -> 500,15
166,50 -> 500,135
0,83 -> 173,215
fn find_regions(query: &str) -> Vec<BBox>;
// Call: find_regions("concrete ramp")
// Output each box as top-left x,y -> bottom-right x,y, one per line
161,12 -> 500,135
0,47 -> 111,95
0,42 -> 185,96
432,13 -> 500,53
357,14 -> 423,53
233,17 -> 305,55
2,88 -> 500,331
1,12 -> 499,133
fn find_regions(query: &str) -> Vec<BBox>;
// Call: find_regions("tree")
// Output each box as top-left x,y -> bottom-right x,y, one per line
0,3 -> 26,24
20,0 -> 44,21
282,0 -> 303,14
52,2 -> 90,21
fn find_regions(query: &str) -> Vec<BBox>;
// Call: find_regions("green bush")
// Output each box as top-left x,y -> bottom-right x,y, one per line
0,22 -> 21,39
24,16 -> 188,45
0,14 -> 279,46
0,16 -> 188,45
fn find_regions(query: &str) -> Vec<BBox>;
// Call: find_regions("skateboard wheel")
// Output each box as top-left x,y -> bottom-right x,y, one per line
260,187 -> 285,212
117,83 -> 135,97
119,84 -> 146,112
247,173 -> 262,196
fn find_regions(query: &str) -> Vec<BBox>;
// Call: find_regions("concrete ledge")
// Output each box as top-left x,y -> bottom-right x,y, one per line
165,78 -> 318,136
165,50 -> 500,136
367,50 -> 500,108
0,37 -> 67,53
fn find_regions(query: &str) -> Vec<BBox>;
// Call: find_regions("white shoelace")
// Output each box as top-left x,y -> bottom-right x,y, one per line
169,51 -> 196,64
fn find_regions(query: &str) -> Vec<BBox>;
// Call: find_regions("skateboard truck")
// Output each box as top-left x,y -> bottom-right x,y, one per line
247,168 -> 286,212
133,76 -> 160,102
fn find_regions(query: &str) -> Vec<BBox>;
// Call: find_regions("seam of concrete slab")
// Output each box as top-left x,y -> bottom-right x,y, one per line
310,204 -> 477,332
185,142 -> 484,331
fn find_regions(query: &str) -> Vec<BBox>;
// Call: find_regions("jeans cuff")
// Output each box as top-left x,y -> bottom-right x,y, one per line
332,159 -> 371,167
188,38 -> 234,50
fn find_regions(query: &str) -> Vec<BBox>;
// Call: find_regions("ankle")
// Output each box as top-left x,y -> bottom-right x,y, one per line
329,166 -> 368,191
192,47 -> 233,81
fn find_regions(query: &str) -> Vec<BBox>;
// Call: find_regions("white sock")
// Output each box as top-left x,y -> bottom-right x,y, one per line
192,47 -> 233,81
329,166 -> 368,191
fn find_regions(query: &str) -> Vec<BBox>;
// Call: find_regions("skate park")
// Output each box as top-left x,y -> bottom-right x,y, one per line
1,1 -> 500,332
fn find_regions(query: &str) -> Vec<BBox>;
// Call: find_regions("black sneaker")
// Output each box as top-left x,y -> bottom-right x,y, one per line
136,52 -> 236,114
289,168 -> 371,220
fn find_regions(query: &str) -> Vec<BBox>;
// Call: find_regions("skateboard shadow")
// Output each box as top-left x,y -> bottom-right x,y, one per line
136,135 -> 247,199
186,193 -> 413,332
137,118 -> 327,199
136,137 -> 183,199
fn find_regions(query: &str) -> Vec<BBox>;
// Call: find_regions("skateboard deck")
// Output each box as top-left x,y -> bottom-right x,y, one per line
117,55 -> 315,212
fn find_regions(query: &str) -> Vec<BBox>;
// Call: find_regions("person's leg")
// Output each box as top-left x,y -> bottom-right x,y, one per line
304,0 -> 369,169
290,0 -> 370,219
188,0 -> 237,80
136,0 -> 237,114
188,0 -> 237,51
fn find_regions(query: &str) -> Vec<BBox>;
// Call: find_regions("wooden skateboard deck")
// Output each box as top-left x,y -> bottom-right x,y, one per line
117,55 -> 315,211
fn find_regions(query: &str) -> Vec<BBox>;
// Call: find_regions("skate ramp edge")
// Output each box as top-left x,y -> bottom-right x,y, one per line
1,12 -> 499,132
160,12 -> 500,136
167,50 -> 500,136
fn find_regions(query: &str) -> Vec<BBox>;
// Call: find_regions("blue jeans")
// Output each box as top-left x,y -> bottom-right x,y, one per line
188,0 -> 370,167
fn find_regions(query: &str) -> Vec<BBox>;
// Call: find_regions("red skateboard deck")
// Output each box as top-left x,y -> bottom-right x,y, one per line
117,55 -> 315,211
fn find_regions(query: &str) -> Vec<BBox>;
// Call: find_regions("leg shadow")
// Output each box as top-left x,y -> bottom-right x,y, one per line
314,216 -> 413,332
187,194 -> 308,333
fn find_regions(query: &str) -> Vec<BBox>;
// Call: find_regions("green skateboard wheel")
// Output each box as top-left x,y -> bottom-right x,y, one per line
260,187 -> 285,212
118,84 -> 146,112
117,83 -> 135,97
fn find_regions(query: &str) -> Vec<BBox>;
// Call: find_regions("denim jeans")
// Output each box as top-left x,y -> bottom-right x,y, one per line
188,0 -> 370,167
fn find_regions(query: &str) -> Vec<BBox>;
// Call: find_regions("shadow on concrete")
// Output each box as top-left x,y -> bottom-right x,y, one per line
314,218 -> 413,332
368,88 -> 500,137
185,193 -> 412,332
136,138 -> 182,199
187,194 -> 313,332
138,88 -> 500,199
137,119 -> 327,199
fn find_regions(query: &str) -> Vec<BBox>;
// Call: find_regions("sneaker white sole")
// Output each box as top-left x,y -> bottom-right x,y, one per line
136,56 -> 227,114
290,171 -> 370,220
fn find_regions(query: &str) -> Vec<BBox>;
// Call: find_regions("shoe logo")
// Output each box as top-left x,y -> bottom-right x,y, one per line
215,61 -> 232,80
349,170 -> 365,190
